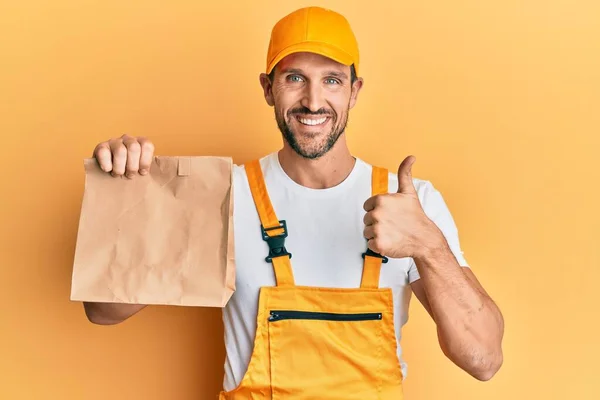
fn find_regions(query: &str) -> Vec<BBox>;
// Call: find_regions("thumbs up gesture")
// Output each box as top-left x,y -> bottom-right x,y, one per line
363,156 -> 442,260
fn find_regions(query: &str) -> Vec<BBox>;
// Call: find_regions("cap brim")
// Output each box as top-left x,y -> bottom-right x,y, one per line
267,42 -> 355,74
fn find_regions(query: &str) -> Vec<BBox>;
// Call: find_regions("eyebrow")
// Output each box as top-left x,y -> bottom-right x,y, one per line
280,68 -> 349,80
324,70 -> 349,80
280,68 -> 304,75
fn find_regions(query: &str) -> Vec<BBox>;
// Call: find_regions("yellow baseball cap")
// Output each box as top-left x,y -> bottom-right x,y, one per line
266,7 -> 360,76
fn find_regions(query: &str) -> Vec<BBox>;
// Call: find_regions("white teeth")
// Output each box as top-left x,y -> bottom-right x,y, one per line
298,117 -> 327,126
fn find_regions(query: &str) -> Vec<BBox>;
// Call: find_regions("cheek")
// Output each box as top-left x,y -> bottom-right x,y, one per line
273,91 -> 299,113
331,102 -> 349,121
328,91 -> 352,112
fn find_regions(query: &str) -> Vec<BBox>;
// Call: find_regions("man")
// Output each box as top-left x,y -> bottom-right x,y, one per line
83,6 -> 504,398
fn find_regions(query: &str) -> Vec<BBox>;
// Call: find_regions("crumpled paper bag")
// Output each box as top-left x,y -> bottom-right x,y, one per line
70,156 -> 235,307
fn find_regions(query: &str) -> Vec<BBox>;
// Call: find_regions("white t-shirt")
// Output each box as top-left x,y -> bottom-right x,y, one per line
221,151 -> 469,391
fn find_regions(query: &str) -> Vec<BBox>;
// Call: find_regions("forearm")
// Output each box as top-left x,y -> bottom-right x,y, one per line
83,302 -> 147,325
414,232 -> 504,380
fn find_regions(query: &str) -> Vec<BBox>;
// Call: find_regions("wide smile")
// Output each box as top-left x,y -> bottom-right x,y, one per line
295,116 -> 330,126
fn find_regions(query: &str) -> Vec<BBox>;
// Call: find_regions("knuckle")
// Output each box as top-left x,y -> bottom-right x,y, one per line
141,140 -> 155,152
373,224 -> 384,238
127,141 -> 141,153
94,144 -> 109,157
370,210 -> 382,222
370,240 -> 383,254
113,145 -> 127,158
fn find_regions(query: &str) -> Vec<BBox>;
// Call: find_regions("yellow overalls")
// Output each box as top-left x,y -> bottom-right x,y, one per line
219,160 -> 404,399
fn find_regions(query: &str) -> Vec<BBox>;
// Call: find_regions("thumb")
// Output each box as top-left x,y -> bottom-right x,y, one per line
397,155 -> 417,194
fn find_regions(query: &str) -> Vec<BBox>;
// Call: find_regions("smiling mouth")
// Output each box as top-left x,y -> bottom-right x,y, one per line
295,116 -> 329,126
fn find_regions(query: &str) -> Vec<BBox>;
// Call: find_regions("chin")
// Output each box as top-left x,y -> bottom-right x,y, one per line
292,142 -> 332,159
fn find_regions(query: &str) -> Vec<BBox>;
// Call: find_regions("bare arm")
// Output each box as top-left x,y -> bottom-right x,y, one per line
363,155 -> 504,381
84,302 -> 147,325
410,244 -> 504,381
81,134 -> 155,325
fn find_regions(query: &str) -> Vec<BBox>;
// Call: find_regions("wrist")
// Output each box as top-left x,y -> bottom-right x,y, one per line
413,222 -> 450,262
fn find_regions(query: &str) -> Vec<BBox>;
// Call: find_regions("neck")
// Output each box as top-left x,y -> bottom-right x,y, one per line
278,135 -> 355,189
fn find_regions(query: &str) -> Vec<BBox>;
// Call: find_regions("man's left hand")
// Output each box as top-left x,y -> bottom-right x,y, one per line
363,156 -> 443,259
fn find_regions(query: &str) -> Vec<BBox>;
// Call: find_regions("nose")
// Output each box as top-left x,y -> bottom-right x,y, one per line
300,81 -> 325,113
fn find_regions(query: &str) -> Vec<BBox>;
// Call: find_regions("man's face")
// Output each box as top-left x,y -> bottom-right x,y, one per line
260,52 -> 363,159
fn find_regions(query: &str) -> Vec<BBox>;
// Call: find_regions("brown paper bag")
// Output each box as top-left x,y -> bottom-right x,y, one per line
70,156 -> 235,307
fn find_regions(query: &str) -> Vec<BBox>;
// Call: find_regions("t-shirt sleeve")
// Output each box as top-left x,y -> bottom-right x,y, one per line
407,180 -> 469,284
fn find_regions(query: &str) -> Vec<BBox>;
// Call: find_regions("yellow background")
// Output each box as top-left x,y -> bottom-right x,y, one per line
1,1 -> 598,399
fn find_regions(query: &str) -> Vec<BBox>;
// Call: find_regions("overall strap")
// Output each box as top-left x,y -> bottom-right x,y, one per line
245,160 -> 295,287
360,166 -> 389,289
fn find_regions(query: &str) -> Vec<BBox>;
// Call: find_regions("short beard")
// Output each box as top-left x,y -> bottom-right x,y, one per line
275,105 -> 349,160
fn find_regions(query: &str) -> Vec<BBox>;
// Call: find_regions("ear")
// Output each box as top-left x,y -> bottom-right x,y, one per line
349,77 -> 364,109
259,72 -> 275,106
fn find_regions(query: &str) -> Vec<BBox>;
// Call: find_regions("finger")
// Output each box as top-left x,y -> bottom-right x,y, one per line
367,238 -> 375,251
363,211 -> 376,226
367,238 -> 384,255
93,142 -> 112,172
109,138 -> 127,176
363,198 -> 373,212
137,137 -> 154,175
364,225 -> 375,240
397,155 -> 417,194
122,136 -> 141,178
363,195 -> 379,212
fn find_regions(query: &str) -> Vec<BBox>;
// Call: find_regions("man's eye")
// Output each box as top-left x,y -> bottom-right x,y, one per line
288,75 -> 303,82
325,78 -> 340,85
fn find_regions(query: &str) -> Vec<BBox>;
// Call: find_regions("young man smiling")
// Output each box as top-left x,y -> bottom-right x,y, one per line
83,6 -> 504,398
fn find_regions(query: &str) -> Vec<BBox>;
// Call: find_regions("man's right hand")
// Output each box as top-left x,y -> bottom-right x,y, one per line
93,134 -> 155,178
83,135 -> 155,325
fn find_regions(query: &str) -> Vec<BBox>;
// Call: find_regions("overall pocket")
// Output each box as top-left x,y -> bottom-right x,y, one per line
267,309 -> 385,399
269,310 -> 382,322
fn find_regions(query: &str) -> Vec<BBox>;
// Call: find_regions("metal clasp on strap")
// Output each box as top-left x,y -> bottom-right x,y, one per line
261,220 -> 292,263
362,248 -> 389,263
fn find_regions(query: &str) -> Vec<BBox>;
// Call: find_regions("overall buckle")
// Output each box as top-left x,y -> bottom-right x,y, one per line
362,248 -> 389,263
261,220 -> 292,263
